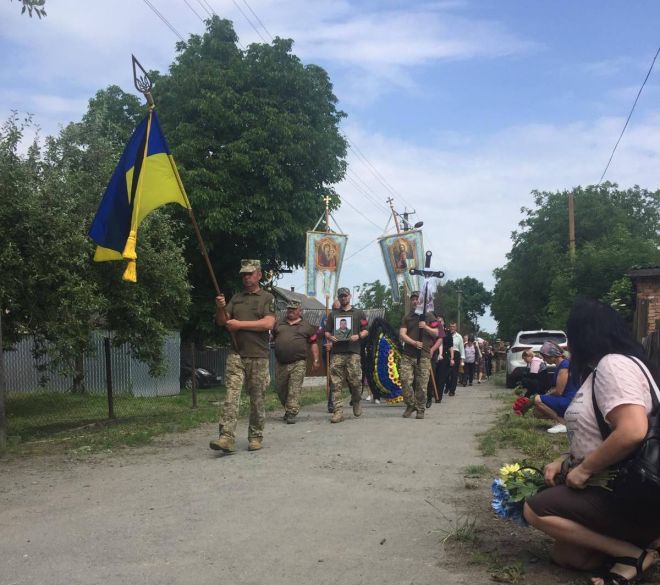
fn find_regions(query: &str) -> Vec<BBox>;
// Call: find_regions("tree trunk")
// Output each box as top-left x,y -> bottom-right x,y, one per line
72,354 -> 86,394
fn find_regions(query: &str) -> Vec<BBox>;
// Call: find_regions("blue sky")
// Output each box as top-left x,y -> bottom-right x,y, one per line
2,0 -> 660,332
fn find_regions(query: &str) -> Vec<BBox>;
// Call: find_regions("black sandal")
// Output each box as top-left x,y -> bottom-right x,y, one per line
593,549 -> 657,585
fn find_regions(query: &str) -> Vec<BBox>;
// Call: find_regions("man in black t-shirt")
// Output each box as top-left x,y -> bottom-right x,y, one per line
325,287 -> 369,423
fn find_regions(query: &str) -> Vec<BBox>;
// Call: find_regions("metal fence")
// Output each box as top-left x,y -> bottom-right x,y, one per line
5,331 -> 180,396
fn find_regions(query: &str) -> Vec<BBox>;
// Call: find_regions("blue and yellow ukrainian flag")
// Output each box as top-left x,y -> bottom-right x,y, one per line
88,109 -> 191,282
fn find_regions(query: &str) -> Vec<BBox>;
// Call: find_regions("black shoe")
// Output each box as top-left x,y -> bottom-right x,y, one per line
327,402 -> 334,413
449,392 -> 455,396
426,398 -> 432,409
435,398 -> 442,403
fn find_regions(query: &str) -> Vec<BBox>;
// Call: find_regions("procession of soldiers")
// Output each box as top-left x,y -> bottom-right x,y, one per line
208,258 -> 495,453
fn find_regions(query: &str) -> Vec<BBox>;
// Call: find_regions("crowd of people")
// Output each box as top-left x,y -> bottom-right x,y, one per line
209,259 -> 660,584
209,260 -> 493,450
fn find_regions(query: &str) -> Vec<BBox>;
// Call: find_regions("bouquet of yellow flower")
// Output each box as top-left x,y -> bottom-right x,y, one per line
491,463 -> 545,527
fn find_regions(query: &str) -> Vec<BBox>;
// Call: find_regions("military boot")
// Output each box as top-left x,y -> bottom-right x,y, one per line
209,435 -> 235,453
402,405 -> 416,418
248,438 -> 263,451
330,410 -> 344,423
286,413 -> 296,424
352,401 -> 362,417
416,411 -> 425,419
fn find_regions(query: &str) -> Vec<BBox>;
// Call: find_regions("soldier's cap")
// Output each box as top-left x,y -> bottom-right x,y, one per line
239,259 -> 261,273
410,290 -> 420,298
337,287 -> 350,297
286,299 -> 302,309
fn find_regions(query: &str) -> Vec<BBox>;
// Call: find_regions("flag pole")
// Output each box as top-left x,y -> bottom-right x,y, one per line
132,55 -> 237,350
323,194 -> 332,404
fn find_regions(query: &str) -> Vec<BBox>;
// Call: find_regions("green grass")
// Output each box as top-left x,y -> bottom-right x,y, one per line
477,387 -> 568,470
4,385 -> 328,455
463,464 -> 490,477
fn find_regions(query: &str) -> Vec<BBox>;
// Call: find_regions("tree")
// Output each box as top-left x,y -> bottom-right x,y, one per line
491,184 -> 660,340
434,277 -> 492,334
359,280 -> 404,331
150,17 -> 348,342
0,94 -> 191,382
12,0 -> 46,18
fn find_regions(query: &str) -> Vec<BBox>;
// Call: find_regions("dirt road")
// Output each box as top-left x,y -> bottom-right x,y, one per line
1,382 -> 499,585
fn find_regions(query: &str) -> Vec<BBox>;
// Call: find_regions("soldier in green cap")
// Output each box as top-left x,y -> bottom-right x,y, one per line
210,259 -> 275,453
272,299 -> 321,424
324,287 -> 369,423
399,290 -> 440,419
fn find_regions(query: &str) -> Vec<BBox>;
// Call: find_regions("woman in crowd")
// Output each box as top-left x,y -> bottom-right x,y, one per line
463,334 -> 480,387
532,340 -> 577,433
524,299 -> 660,585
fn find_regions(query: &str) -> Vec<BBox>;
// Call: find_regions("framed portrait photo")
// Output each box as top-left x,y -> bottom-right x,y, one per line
334,315 -> 353,341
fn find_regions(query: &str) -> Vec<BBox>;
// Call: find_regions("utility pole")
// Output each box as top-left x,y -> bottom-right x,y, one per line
457,288 -> 463,332
568,191 -> 576,261
0,304 -> 6,450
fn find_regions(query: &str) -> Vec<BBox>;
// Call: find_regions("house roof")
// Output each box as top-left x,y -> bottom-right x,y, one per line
627,267 -> 660,280
271,286 -> 325,310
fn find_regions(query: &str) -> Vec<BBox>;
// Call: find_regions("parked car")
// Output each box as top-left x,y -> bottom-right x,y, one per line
180,366 -> 223,390
505,329 -> 567,388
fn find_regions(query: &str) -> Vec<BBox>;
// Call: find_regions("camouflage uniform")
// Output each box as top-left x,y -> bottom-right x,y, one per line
326,288 -> 369,420
214,259 -> 275,449
222,352 -> 270,440
400,354 -> 432,412
400,302 -> 439,417
275,360 -> 307,416
329,353 -> 363,412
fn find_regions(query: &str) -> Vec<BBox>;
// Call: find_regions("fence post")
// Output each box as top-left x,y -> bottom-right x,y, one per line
191,344 -> 198,409
0,306 -> 6,449
104,337 -> 115,419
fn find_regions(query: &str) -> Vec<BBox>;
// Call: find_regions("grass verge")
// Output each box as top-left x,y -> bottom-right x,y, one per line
4,385 -> 328,456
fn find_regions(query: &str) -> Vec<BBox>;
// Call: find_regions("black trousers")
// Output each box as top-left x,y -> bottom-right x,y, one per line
447,358 -> 460,395
427,354 -> 452,402
464,362 -> 476,385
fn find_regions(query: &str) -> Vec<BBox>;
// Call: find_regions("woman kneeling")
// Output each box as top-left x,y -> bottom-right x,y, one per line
524,300 -> 660,585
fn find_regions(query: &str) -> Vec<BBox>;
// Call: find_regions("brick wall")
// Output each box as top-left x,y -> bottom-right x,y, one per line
636,278 -> 660,334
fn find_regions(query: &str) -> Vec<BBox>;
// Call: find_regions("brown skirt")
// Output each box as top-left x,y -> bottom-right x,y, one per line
526,485 -> 660,548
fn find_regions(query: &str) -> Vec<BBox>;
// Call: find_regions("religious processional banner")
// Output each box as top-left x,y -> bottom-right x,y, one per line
305,231 -> 348,298
378,230 -> 424,302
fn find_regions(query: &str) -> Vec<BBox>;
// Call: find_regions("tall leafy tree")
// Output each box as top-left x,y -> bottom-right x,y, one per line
359,280 -> 404,330
151,17 -> 348,341
0,93 -> 191,383
491,183 -> 660,340
434,277 -> 492,334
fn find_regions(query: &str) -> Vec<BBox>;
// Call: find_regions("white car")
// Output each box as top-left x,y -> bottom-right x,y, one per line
505,330 -> 568,388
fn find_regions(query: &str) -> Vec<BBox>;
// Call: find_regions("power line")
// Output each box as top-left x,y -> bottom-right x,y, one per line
241,0 -> 274,40
182,0 -> 205,22
598,46 -> 660,184
343,237 -> 380,263
340,195 -> 386,231
141,0 -> 186,41
198,0 -> 215,17
347,139 -> 413,209
345,169 -> 390,214
229,0 -> 268,42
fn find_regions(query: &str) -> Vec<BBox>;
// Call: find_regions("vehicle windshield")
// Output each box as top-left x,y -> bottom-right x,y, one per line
519,332 -> 566,345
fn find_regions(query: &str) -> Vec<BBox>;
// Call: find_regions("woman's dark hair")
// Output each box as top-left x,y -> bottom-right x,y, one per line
566,299 -> 658,384
468,334 -> 475,343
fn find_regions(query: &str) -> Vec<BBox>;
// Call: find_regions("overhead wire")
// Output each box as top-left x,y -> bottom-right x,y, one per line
143,0 -> 416,266
240,0 -> 274,40
598,46 -> 660,185
141,0 -> 186,41
182,0 -> 205,22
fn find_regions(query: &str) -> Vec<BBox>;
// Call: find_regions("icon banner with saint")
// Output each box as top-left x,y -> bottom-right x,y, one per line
378,230 -> 424,302
305,231 -> 348,298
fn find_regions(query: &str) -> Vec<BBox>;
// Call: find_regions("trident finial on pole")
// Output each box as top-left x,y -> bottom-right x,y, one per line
132,54 -> 155,108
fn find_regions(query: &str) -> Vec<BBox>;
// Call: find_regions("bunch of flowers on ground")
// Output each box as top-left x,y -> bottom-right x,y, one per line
491,463 -> 546,526
512,396 -> 533,416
